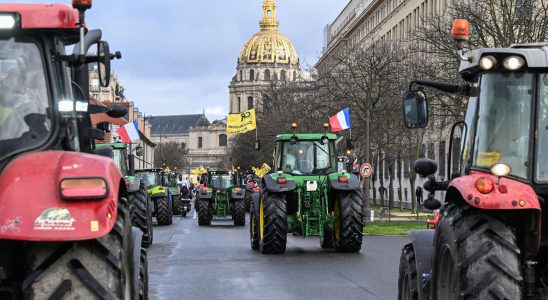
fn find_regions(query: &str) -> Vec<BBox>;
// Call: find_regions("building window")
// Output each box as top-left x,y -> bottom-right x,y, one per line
264,69 -> 271,81
293,70 -> 297,81
198,137 -> 203,148
248,96 -> 254,109
219,134 -> 227,147
250,69 -> 255,82
237,96 -> 241,113
239,70 -> 242,81
280,70 -> 287,81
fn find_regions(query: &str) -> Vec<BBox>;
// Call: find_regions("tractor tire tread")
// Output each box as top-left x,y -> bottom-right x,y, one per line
260,192 -> 287,254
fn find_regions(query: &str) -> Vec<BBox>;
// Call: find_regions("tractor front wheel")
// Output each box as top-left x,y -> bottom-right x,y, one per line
398,243 -> 419,300
130,184 -> 153,247
24,198 -> 136,299
432,203 -> 522,299
259,192 -> 287,254
333,191 -> 363,252
138,248 -> 149,300
155,196 -> 173,226
198,199 -> 212,226
233,199 -> 246,226
173,196 -> 182,215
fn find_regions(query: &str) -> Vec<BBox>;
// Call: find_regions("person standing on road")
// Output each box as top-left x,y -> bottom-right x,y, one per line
416,186 -> 423,204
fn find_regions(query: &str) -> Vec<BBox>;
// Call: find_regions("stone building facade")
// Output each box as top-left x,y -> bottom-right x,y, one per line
316,0 -> 450,208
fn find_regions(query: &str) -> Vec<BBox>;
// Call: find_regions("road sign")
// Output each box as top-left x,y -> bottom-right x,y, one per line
360,163 -> 373,178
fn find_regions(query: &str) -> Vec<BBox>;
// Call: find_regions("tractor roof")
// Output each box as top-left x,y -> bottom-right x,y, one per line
95,143 -> 126,150
208,170 -> 229,174
0,4 -> 80,30
460,43 -> 548,79
276,133 -> 338,141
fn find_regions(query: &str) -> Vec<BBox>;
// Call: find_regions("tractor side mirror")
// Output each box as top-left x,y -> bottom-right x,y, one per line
413,158 -> 438,177
254,140 -> 261,151
106,105 -> 127,118
403,90 -> 429,129
98,41 -> 111,87
97,122 -> 111,133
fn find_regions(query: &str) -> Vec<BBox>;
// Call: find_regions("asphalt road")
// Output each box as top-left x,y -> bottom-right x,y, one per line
148,209 -> 409,300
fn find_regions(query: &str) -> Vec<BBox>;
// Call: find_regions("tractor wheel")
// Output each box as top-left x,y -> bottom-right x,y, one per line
233,199 -> 246,226
333,191 -> 363,252
245,194 -> 251,212
138,248 -> 148,300
432,203 -> 522,299
398,243 -> 419,300
259,192 -> 287,254
320,224 -> 334,249
198,200 -> 212,226
130,184 -> 153,247
24,197 -> 135,300
155,196 -> 173,226
173,197 -> 182,215
249,202 -> 259,250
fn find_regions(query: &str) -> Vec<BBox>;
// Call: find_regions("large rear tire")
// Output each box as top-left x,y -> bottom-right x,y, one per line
130,184 -> 153,247
398,243 -> 419,300
24,198 -> 135,300
198,199 -> 212,226
259,192 -> 287,254
233,199 -> 246,226
172,197 -> 182,215
333,191 -> 363,252
155,196 -> 172,226
432,203 -> 522,299
249,202 -> 259,250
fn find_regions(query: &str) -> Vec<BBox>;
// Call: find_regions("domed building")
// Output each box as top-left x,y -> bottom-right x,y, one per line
229,0 -> 301,114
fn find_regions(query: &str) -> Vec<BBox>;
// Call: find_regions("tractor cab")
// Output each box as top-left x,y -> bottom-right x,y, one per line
274,133 -> 337,176
207,170 -> 235,191
136,169 -> 164,189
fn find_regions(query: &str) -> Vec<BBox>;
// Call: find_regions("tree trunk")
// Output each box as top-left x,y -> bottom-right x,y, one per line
388,165 -> 394,210
363,110 -> 371,223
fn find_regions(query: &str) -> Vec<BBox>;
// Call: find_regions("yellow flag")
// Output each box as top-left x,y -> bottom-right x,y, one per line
227,109 -> 257,134
252,163 -> 271,178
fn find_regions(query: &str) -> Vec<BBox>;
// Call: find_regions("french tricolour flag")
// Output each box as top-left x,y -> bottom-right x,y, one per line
116,121 -> 140,143
329,107 -> 351,132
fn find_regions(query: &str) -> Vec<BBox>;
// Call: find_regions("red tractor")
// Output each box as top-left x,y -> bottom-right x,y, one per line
399,19 -> 548,299
0,2 -> 146,299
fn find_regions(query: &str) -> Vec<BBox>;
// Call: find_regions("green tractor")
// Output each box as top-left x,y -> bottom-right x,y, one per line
96,142 -> 154,247
197,170 -> 246,226
250,132 -> 364,254
136,169 -> 173,226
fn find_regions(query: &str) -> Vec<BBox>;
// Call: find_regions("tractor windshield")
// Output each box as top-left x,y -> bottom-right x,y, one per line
136,172 -> 160,188
0,38 -> 50,161
473,72 -> 533,179
280,141 -> 334,175
211,174 -> 233,189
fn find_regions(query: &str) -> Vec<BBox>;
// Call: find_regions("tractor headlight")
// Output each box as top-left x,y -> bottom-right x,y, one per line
491,163 -> 511,177
479,56 -> 497,70
0,15 -> 16,30
503,56 -> 525,71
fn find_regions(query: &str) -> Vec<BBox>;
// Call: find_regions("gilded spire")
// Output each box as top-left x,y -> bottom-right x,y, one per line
259,0 -> 279,31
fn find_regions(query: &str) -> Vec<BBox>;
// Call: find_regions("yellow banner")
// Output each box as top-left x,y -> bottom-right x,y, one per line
191,166 -> 208,175
227,109 -> 257,134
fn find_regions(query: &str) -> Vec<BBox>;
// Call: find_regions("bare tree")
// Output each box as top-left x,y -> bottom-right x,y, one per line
154,142 -> 188,170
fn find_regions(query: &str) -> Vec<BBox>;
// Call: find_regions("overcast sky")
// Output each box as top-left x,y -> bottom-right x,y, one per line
12,1 -> 349,119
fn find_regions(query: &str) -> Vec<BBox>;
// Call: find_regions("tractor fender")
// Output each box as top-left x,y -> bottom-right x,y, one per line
198,189 -> 213,200
263,175 -> 296,193
448,171 -> 541,211
126,176 -> 141,193
330,173 -> 361,191
408,229 -> 435,299
0,151 -> 123,241
130,227 -> 143,299
231,190 -> 245,200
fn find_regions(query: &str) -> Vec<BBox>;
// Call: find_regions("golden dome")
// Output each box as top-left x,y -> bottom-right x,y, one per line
239,0 -> 299,65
